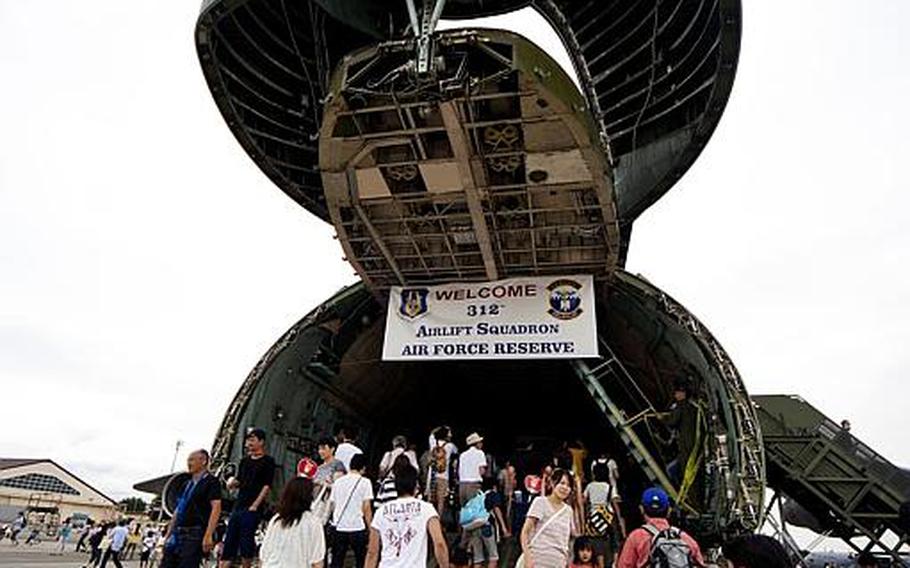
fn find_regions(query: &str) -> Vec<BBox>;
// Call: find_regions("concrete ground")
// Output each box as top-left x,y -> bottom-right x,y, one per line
0,540 -> 144,567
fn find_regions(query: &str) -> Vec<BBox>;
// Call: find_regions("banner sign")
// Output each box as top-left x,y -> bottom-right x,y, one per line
382,275 -> 598,360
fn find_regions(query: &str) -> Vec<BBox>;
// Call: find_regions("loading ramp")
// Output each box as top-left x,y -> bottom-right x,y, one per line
754,394 -> 910,565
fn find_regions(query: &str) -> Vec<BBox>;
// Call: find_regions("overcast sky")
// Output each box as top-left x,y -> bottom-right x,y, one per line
1,0 -> 908,522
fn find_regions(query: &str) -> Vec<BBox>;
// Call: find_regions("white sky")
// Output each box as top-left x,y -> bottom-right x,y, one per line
1,1 -> 908,529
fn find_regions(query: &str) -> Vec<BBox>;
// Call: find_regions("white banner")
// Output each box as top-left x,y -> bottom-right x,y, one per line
382,275 -> 598,361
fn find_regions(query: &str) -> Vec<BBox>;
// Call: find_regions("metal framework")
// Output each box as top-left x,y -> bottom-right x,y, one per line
573,340 -> 679,500
755,395 -> 910,566
319,30 -> 620,288
657,288 -> 766,532
195,0 -> 742,264
208,283 -> 373,471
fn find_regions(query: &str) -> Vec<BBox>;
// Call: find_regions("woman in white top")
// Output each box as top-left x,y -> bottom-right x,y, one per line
260,477 -> 325,568
378,435 -> 418,477
520,468 -> 579,568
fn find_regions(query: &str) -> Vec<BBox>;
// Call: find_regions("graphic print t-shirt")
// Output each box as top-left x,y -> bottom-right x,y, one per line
371,497 -> 438,568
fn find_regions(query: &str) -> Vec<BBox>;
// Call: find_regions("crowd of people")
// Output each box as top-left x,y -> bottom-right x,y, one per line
1,417 -> 878,567
0,510 -> 166,566
69,519 -> 167,568
150,424 -> 832,568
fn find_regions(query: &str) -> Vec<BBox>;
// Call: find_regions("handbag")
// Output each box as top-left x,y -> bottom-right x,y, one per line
515,502 -> 569,568
312,484 -> 332,526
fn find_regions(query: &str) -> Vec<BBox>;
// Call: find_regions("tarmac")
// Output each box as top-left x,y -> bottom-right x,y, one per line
0,540 -> 145,567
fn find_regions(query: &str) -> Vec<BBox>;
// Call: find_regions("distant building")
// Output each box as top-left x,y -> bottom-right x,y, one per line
0,458 -> 118,524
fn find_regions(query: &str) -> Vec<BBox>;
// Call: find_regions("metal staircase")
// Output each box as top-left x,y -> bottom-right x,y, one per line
572,339 -> 678,500
755,394 -> 910,566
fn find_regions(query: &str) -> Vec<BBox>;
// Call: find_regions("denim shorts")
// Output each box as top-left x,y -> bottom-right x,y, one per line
221,509 -> 259,560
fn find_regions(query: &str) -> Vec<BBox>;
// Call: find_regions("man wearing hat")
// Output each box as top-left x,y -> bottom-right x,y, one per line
458,432 -> 488,506
615,487 -> 704,568
220,427 -> 275,568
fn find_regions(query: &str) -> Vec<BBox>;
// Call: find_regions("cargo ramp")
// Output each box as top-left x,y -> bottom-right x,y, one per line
754,395 -> 910,565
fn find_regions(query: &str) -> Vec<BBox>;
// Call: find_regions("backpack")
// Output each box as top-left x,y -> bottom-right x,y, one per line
459,491 -> 490,529
585,482 -> 615,536
432,444 -> 448,474
586,503 -> 614,536
644,525 -> 692,568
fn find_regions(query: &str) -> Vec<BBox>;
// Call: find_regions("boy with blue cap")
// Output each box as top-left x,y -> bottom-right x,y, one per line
615,487 -> 704,568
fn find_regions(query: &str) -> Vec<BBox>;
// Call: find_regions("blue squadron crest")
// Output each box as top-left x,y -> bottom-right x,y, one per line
547,279 -> 583,320
398,288 -> 429,319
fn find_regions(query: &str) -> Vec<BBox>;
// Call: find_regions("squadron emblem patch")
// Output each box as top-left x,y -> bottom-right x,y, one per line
547,279 -> 583,320
398,288 -> 429,319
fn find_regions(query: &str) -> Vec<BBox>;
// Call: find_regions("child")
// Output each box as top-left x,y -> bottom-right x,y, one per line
139,530 -> 156,568
571,537 -> 597,568
569,537 -> 596,568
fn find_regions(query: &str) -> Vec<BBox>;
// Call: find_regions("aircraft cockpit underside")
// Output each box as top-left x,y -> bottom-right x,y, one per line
320,30 -> 620,288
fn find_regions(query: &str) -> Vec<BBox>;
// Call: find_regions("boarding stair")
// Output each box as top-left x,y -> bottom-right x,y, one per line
571,338 -> 678,501
754,395 -> 910,566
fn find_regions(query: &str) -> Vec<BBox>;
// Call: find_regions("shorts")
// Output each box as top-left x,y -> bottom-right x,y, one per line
221,509 -> 259,560
466,526 -> 499,564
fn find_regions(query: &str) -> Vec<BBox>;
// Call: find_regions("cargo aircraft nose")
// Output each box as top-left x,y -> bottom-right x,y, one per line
194,0 -> 765,546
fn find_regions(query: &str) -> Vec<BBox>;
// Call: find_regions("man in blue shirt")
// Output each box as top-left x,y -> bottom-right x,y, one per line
99,519 -> 130,568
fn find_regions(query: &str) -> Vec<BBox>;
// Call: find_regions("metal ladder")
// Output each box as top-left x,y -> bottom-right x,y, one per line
571,339 -> 679,501
659,290 -> 766,530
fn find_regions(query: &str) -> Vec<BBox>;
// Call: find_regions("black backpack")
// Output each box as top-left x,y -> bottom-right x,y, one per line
644,524 -> 692,568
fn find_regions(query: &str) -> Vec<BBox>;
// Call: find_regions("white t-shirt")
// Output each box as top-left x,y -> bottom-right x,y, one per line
458,447 -> 486,483
379,448 -> 419,475
330,473 -> 374,532
584,481 -> 614,506
371,497 -> 438,568
336,442 -> 363,471
260,512 -> 325,568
